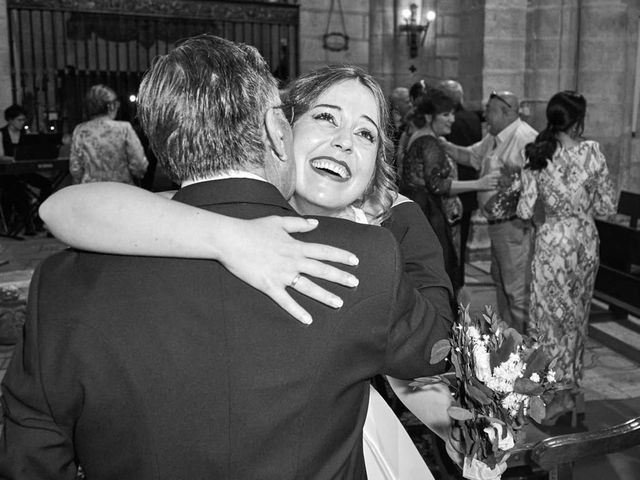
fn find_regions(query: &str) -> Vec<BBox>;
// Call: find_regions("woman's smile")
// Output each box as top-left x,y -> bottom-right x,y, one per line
309,156 -> 352,182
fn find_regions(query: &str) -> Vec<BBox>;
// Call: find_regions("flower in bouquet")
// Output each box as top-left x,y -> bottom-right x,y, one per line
411,305 -> 570,477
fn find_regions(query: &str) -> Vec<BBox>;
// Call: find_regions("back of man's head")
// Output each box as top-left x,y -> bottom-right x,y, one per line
138,34 -> 280,183
437,80 -> 463,107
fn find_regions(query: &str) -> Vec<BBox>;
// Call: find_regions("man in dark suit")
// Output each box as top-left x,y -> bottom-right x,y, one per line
439,80 -> 483,287
0,35 -> 451,479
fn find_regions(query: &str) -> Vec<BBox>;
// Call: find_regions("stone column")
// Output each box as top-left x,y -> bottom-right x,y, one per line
0,0 -> 14,109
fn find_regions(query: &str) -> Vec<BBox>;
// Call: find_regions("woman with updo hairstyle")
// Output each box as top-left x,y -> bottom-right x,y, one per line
518,90 -> 616,425
70,84 -> 148,184
400,87 -> 498,294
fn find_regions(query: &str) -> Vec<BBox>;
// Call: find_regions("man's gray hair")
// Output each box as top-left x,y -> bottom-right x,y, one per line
137,34 -> 280,182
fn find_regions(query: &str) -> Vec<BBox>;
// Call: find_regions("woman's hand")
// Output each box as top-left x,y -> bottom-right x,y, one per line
477,172 -> 500,191
216,216 -> 359,325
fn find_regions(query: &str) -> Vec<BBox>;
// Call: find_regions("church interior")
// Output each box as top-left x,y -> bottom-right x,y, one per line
0,1 -> 639,479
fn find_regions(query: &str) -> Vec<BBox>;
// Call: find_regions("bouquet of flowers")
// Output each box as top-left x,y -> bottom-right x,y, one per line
412,305 -> 569,479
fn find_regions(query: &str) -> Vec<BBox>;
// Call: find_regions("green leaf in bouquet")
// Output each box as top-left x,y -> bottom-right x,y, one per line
448,406 -> 475,421
471,377 -> 496,398
430,338 -> 451,365
529,396 -> 546,423
462,424 -> 475,456
450,350 -> 463,377
467,384 -> 493,405
523,347 -> 548,377
513,377 -> 544,396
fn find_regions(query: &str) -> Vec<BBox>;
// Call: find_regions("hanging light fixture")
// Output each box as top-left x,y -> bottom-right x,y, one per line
399,3 -> 436,58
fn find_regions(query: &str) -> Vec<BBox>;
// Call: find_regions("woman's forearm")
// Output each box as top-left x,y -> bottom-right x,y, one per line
449,179 -> 481,195
40,183 -> 226,258
386,376 -> 452,441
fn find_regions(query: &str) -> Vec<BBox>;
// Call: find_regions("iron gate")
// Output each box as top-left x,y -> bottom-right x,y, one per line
6,0 -> 299,134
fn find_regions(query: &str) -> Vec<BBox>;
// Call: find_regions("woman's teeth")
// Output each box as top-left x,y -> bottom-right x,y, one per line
310,159 -> 351,179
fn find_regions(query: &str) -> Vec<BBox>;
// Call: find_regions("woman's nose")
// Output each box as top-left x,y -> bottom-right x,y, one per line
332,129 -> 353,152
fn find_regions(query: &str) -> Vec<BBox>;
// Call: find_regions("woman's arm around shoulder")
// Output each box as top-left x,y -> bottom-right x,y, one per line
39,182 -> 362,324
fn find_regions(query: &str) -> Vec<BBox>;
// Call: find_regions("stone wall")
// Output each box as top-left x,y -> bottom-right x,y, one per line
298,0 -> 370,73
523,0 -> 637,195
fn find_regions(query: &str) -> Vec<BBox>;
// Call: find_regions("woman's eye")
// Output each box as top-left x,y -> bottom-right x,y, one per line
358,129 -> 376,143
313,112 -> 337,125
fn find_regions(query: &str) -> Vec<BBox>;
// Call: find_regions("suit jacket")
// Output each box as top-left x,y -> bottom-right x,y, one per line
0,178 -> 450,480
446,107 -> 483,211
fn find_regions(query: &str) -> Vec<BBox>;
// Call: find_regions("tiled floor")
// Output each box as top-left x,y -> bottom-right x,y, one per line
0,233 -> 639,479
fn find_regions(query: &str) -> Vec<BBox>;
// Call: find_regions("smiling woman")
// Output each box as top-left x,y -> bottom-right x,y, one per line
289,78 -> 380,218
284,65 -> 396,223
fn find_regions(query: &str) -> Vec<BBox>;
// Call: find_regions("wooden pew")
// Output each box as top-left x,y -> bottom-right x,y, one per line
506,416 -> 640,480
593,191 -> 640,318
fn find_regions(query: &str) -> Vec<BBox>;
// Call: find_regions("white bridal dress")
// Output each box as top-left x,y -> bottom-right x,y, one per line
363,387 -> 435,479
352,205 -> 435,480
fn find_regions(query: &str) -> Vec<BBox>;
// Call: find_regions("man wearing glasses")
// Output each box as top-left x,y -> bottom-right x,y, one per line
442,90 -> 537,334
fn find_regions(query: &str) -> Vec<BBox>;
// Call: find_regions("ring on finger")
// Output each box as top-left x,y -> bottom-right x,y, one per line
290,273 -> 302,288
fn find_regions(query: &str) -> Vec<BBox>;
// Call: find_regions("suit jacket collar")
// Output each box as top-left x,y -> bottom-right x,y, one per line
172,178 -> 297,214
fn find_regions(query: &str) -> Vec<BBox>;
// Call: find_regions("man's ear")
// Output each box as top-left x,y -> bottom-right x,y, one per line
265,107 -> 290,162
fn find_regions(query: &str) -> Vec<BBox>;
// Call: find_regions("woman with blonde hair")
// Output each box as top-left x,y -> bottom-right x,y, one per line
70,84 -> 148,184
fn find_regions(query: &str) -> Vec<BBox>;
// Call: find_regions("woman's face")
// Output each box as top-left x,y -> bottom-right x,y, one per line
290,79 -> 380,217
8,114 -> 26,133
430,110 -> 455,136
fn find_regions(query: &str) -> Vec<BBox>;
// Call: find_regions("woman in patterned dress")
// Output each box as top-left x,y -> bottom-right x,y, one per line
70,84 -> 148,184
400,88 -> 498,293
517,91 -> 616,423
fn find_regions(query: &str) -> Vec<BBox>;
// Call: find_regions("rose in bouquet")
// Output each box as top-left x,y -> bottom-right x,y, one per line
412,305 -> 570,479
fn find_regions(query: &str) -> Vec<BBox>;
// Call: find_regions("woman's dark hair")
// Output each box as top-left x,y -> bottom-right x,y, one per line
409,80 -> 429,103
414,88 -> 456,119
4,104 -> 26,122
525,90 -> 587,170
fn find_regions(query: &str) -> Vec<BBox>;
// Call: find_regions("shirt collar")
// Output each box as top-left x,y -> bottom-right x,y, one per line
495,118 -> 521,145
181,170 -> 267,188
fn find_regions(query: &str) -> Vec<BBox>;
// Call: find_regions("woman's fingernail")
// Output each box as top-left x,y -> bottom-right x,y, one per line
332,297 -> 344,308
349,255 -> 359,266
307,218 -> 318,226
348,276 -> 359,287
301,313 -> 313,325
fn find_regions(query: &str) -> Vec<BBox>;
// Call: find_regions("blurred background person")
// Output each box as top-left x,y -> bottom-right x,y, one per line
0,104 -> 27,162
396,79 -> 430,179
442,90 -> 537,333
388,86 -> 411,153
518,91 -> 616,424
400,88 -> 498,296
438,80 -> 482,287
0,105 -> 38,235
70,84 -> 148,184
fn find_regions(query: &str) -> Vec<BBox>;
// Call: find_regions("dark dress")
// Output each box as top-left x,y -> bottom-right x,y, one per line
400,133 -> 462,292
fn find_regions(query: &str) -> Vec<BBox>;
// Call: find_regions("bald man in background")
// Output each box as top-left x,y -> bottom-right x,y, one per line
442,90 -> 537,334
